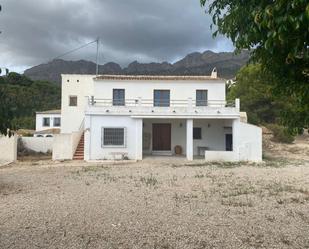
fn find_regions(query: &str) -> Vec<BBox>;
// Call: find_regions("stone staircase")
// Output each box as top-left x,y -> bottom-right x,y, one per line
73,133 -> 84,160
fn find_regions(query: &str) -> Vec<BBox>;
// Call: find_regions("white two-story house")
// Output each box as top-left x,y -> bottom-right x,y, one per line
53,69 -> 262,162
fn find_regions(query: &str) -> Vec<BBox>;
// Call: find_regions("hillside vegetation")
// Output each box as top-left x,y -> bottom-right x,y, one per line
0,73 -> 60,132
227,64 -> 299,142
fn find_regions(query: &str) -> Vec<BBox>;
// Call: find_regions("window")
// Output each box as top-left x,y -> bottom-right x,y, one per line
102,128 -> 126,147
43,117 -> 50,127
53,117 -> 61,127
154,90 -> 170,107
113,89 -> 125,106
196,90 -> 208,106
193,127 -> 202,139
69,96 -> 77,106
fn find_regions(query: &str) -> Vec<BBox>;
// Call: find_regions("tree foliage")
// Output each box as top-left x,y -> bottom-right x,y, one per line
0,73 -> 60,134
201,0 -> 309,129
228,64 -> 294,125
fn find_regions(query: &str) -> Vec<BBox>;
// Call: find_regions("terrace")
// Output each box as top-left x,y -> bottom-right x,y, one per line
85,97 -> 240,118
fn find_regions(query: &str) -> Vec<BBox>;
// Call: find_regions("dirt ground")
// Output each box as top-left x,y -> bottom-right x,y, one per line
1,135 -> 309,249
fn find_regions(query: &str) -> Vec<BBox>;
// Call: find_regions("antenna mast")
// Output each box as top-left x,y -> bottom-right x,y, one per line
96,37 -> 99,76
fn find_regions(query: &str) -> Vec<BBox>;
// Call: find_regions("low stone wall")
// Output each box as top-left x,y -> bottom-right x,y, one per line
0,135 -> 17,163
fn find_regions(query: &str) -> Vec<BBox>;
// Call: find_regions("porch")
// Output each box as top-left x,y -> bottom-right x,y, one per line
142,118 -> 236,160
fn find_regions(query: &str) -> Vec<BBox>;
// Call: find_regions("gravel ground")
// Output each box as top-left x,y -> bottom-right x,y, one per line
1,157 -> 309,249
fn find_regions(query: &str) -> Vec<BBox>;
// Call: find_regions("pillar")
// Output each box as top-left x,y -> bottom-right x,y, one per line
135,118 -> 143,160
186,119 -> 193,161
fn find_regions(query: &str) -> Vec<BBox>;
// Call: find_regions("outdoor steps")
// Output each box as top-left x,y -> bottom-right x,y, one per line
73,133 -> 84,160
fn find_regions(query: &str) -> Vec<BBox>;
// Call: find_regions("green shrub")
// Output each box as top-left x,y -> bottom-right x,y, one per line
267,124 -> 295,144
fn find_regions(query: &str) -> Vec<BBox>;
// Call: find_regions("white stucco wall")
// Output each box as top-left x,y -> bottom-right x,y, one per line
52,130 -> 83,160
0,135 -> 17,162
193,119 -> 233,154
93,79 -> 226,103
21,137 -> 53,153
61,75 -> 95,133
237,122 -> 262,162
52,134 -> 73,160
35,113 -> 61,131
205,151 -> 238,161
85,115 -> 143,160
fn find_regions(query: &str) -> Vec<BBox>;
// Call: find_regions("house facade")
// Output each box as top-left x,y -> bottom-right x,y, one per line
35,110 -> 61,137
53,70 -> 262,162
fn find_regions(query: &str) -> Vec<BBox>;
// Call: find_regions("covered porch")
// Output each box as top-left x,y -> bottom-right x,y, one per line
142,118 -> 237,160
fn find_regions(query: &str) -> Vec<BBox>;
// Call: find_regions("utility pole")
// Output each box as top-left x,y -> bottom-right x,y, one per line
0,4 -> 8,75
96,37 -> 99,76
0,4 -> 2,34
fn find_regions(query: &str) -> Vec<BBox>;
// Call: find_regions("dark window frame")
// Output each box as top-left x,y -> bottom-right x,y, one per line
53,117 -> 61,127
196,90 -> 208,106
113,89 -> 125,106
154,90 -> 170,107
193,127 -> 202,140
102,127 -> 126,147
42,117 -> 50,127
69,96 -> 78,106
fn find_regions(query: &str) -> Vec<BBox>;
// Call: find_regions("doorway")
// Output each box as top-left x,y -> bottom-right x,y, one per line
225,134 -> 233,151
152,123 -> 171,151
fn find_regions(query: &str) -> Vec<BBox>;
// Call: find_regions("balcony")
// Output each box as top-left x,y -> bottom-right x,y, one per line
85,97 -> 240,118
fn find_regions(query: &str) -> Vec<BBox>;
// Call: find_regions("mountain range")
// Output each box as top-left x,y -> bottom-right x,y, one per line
24,50 -> 249,84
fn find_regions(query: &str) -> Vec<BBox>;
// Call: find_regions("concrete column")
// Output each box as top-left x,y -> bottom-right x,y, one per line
135,118 -> 143,160
84,115 -> 91,161
232,118 -> 240,161
186,119 -> 193,161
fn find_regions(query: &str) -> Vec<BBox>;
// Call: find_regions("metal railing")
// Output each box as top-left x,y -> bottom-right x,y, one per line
87,97 -> 236,108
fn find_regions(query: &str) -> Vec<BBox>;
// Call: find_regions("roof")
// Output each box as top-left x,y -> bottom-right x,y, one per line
36,109 -> 61,114
34,128 -> 60,135
94,75 -> 223,81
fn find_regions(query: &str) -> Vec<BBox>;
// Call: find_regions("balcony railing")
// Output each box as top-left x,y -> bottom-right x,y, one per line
87,97 -> 236,108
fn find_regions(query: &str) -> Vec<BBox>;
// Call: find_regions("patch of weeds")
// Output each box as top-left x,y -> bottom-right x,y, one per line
140,174 -> 158,187
194,172 -> 205,178
265,214 -> 276,222
265,182 -> 308,196
184,161 -> 242,168
96,172 -> 117,183
70,165 -> 110,179
221,196 -> 254,207
168,175 -> 178,187
82,165 -> 110,173
221,183 -> 257,198
213,161 -> 242,168
256,156 -> 289,168
241,232 -> 265,248
173,192 -> 198,207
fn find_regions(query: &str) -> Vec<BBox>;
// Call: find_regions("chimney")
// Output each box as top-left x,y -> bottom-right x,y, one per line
211,67 -> 217,79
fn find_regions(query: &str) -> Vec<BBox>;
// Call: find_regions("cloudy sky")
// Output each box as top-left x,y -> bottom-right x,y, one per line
0,0 -> 233,72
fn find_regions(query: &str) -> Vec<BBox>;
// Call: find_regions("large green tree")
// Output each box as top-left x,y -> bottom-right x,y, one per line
228,64 -> 293,125
201,0 -> 309,130
0,73 -> 60,134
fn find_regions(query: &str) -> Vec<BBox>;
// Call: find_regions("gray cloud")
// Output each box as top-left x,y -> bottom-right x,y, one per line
0,0 -> 233,72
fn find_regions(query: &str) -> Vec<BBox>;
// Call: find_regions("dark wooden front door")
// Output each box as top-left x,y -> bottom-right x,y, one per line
152,124 -> 171,151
